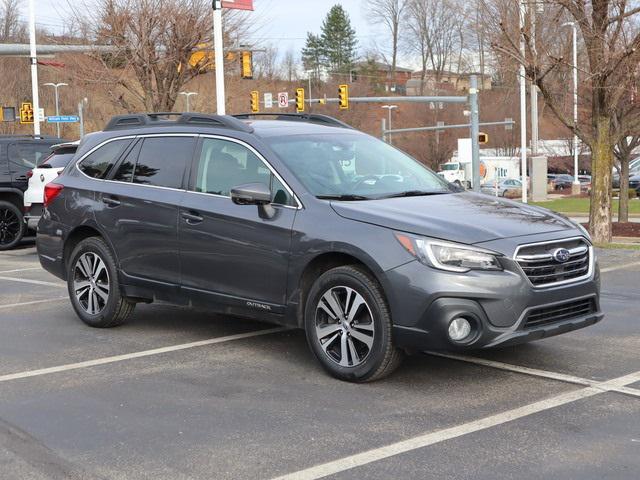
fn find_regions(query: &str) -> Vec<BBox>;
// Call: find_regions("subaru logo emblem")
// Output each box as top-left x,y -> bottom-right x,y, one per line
552,248 -> 571,263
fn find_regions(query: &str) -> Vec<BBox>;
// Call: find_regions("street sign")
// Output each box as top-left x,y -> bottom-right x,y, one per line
221,0 -> 254,10
38,108 -> 45,123
264,93 -> 273,109
278,92 -> 288,108
46,115 -> 80,123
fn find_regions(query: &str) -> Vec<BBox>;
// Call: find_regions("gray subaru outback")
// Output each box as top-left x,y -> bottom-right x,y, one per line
37,113 -> 603,382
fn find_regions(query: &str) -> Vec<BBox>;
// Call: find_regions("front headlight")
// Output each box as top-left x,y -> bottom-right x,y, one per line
395,234 -> 503,272
576,222 -> 592,241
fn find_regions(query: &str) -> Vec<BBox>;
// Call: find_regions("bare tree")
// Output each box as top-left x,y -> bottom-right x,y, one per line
0,0 -> 25,41
281,48 -> 297,83
614,134 -> 640,223
255,44 -> 279,80
71,0 -> 250,112
364,0 -> 408,80
487,0 -> 640,242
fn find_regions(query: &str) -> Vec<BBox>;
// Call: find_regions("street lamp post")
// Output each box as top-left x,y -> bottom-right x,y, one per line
179,91 -> 198,112
381,105 -> 398,144
43,82 -> 68,138
562,21 -> 580,194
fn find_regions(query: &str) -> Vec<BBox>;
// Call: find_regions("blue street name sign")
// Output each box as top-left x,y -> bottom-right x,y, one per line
46,115 -> 80,123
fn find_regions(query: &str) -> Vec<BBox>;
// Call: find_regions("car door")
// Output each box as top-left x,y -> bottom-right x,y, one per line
179,136 -> 298,312
94,135 -> 196,290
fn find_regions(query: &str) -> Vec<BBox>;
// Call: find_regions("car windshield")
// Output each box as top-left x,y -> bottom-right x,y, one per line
266,133 -> 452,199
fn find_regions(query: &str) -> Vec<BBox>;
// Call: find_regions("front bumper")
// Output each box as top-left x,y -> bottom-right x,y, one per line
384,250 -> 602,351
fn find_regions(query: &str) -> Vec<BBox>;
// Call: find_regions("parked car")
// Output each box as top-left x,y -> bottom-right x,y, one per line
480,178 -> 522,197
0,135 -> 64,250
552,174 -> 574,190
629,174 -> 640,194
37,113 -> 603,382
24,141 -> 79,230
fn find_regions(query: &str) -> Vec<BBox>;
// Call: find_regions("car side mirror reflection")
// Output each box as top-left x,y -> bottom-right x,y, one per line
230,182 -> 276,219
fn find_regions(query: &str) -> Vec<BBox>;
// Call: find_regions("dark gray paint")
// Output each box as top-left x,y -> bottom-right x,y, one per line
37,120 -> 603,351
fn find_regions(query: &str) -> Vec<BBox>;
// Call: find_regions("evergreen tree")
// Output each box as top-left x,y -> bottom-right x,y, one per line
301,32 -> 324,80
320,5 -> 357,75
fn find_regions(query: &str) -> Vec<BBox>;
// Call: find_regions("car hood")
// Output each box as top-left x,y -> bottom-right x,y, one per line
331,192 -> 577,244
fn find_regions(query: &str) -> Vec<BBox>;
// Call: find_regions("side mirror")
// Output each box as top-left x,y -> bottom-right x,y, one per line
230,182 -> 276,219
230,182 -> 272,206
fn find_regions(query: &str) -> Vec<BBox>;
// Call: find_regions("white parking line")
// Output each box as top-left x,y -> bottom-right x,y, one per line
0,297 -> 67,310
0,275 -> 65,288
0,267 -> 41,274
0,327 -> 289,383
425,352 -> 640,399
272,369 -> 640,480
600,260 -> 640,273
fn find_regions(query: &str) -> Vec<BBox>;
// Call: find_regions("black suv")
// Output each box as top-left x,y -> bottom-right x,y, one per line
37,113 -> 602,382
0,134 -> 64,250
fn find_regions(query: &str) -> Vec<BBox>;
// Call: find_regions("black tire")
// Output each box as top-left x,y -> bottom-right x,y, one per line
501,189 -> 508,197
67,237 -> 135,328
0,200 -> 25,251
304,265 -> 403,382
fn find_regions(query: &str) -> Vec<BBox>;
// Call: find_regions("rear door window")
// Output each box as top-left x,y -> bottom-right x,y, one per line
132,136 -> 195,189
78,139 -> 133,179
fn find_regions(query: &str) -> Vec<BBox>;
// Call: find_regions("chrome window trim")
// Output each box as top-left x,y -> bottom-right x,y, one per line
513,236 -> 593,289
73,133 -> 302,209
196,134 -> 303,210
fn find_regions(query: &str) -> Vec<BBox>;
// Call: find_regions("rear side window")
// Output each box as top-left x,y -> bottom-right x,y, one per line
79,139 -> 132,179
8,143 -> 53,173
132,137 -> 195,189
41,151 -> 76,168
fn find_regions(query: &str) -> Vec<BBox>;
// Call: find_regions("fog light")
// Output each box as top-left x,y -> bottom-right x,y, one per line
448,317 -> 472,342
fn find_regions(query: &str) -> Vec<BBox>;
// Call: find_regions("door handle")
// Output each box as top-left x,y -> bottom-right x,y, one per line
102,196 -> 121,207
181,211 -> 203,224
15,175 -> 27,181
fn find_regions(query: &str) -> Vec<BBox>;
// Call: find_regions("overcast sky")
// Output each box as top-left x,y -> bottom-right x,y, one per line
25,0 -> 395,64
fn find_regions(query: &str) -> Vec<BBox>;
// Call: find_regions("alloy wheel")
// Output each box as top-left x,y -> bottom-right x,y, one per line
315,286 -> 375,367
73,252 -> 110,315
0,207 -> 21,246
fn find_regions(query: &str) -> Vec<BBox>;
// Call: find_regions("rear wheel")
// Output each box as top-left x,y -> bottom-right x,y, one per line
67,237 -> 135,328
0,201 -> 25,251
304,265 -> 403,382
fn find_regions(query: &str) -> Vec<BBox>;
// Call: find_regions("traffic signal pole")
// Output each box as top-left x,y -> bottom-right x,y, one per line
28,0 -> 40,136
469,75 -> 481,192
212,1 -> 226,115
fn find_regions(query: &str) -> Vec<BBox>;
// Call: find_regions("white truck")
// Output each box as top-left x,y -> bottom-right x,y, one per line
438,139 -> 521,189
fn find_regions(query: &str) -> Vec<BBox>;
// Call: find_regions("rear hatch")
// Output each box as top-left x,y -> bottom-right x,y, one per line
24,143 -> 78,207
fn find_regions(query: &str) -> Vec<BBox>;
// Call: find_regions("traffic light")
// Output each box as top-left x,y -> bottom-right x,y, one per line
295,88 -> 305,113
241,51 -> 253,79
250,90 -> 260,113
19,102 -> 34,124
478,132 -> 489,144
338,84 -> 349,110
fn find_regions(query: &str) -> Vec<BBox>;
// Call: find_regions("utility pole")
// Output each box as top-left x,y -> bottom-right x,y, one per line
43,82 -> 68,137
530,4 -> 539,156
469,75 -> 480,192
563,21 -> 580,194
212,0 -> 226,115
519,0 -> 528,203
78,97 -> 87,138
28,0 -> 40,136
179,91 -> 198,112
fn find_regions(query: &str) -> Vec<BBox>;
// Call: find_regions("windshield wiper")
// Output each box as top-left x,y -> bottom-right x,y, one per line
377,190 -> 451,199
316,194 -> 371,201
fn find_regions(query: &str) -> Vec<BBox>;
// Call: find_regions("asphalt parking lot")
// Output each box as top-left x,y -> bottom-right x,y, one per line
1,239 -> 639,480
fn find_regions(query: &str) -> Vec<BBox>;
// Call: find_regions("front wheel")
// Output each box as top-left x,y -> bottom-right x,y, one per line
67,237 -> 135,328
304,266 -> 403,382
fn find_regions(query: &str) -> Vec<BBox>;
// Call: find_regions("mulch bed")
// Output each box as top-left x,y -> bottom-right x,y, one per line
581,222 -> 640,237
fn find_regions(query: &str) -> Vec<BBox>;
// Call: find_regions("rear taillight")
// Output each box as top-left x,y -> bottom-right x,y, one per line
44,182 -> 64,208
27,170 -> 33,179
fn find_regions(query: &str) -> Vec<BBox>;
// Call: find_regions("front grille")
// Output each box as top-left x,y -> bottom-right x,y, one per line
515,238 -> 591,287
524,298 -> 596,328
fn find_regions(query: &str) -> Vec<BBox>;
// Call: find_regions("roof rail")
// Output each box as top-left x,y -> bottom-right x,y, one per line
232,113 -> 353,129
104,113 -> 254,133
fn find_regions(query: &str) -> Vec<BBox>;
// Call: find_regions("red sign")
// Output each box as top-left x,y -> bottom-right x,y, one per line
222,0 -> 253,10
